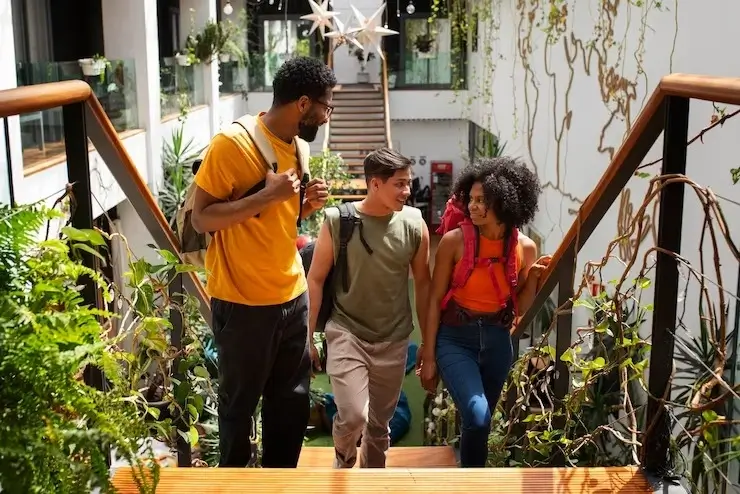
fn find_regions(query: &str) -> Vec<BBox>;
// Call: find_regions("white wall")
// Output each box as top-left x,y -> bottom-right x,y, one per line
391,120 -> 468,190
217,94 -> 249,129
17,133 -> 149,219
463,0 -> 740,371
389,90 -> 466,120
0,0 -> 23,206
101,0 -> 162,193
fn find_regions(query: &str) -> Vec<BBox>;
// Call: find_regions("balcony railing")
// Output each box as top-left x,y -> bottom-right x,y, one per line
247,52 -> 325,92
160,58 -> 207,119
219,60 -> 248,96
393,51 -> 465,90
15,59 -> 139,170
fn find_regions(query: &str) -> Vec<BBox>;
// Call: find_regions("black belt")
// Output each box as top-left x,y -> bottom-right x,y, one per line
440,299 -> 514,328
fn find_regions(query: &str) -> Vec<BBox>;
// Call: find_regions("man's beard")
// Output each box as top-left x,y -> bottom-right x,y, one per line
298,120 -> 319,142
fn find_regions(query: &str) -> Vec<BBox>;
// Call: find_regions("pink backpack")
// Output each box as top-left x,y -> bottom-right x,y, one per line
437,196 -> 520,316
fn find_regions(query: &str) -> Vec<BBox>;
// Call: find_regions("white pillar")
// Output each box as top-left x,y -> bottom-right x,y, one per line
0,0 -> 24,206
180,0 -> 220,136
101,0 -> 162,195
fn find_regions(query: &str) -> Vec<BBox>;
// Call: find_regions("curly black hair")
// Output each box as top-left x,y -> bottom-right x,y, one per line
272,56 -> 337,106
451,157 -> 541,228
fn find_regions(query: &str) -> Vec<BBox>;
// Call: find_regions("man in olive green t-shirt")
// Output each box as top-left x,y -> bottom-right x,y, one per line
307,148 -> 431,468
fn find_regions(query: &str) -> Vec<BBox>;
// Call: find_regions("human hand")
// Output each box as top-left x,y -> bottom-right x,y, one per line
304,178 -> 329,209
527,255 -> 552,289
264,168 -> 301,202
419,360 -> 439,394
415,343 -> 425,375
309,343 -> 322,377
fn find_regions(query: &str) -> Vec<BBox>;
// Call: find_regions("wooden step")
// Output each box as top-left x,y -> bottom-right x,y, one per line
331,126 -> 385,135
297,446 -> 456,468
335,83 -> 378,92
330,134 -> 386,143
111,466 -> 654,493
336,153 -> 367,161
331,112 -> 385,121
331,120 -> 383,129
331,143 -> 385,152
333,91 -> 382,100
334,99 -> 384,107
333,105 -> 384,112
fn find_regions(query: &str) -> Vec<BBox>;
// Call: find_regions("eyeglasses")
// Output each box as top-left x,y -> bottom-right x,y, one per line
315,100 -> 334,116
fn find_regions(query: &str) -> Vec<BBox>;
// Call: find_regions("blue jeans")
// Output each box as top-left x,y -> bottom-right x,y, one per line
436,322 -> 514,467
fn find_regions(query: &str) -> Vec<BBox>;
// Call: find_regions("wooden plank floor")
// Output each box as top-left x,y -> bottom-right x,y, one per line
297,446 -> 457,468
111,466 -> 654,493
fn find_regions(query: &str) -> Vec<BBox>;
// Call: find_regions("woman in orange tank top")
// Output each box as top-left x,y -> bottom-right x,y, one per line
417,157 -> 551,467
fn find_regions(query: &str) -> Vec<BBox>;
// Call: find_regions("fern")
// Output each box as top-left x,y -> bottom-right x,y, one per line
0,205 -> 158,493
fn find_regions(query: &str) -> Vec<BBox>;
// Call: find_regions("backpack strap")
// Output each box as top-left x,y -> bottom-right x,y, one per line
234,114 -> 278,172
294,137 -> 311,229
335,202 -> 373,293
440,220 -> 478,309
233,116 -> 310,228
478,226 -> 520,316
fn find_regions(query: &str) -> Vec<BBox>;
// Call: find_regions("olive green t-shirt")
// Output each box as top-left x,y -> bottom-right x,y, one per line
325,203 -> 423,343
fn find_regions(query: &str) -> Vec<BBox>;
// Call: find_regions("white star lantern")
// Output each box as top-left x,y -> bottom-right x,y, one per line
301,0 -> 338,38
348,3 -> 398,60
325,17 -> 363,52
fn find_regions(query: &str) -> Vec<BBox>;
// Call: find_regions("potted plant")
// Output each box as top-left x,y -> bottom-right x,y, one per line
175,51 -> 191,66
78,54 -> 109,77
353,47 -> 376,84
414,34 -> 434,58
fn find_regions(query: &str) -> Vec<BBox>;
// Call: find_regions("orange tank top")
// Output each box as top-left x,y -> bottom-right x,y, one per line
451,236 -> 523,313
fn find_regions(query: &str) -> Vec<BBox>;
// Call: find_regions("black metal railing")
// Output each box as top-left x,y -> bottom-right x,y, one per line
0,81 -> 208,467
513,76 -> 740,491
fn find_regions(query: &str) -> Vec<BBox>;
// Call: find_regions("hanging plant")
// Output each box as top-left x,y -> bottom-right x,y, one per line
414,34 -> 434,53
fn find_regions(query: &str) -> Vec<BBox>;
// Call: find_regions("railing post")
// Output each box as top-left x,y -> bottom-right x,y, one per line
170,272 -> 192,467
63,101 -> 111,468
3,117 -> 15,207
551,256 -> 575,466
643,96 -> 690,476
63,102 -> 107,391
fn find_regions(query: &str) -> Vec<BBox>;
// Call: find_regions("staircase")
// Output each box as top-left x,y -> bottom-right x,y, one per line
329,83 -> 388,200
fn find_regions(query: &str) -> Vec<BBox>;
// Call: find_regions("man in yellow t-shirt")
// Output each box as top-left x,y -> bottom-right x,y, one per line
190,57 -> 336,468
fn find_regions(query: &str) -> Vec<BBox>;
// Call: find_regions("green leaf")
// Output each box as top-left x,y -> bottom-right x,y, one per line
188,426 -> 199,446
146,406 -> 161,419
157,249 -> 180,264
193,365 -> 210,378
62,226 -> 106,246
175,264 -> 201,273
72,243 -> 106,264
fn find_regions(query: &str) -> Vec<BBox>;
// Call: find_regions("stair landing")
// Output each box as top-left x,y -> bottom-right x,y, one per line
111,465 -> 653,493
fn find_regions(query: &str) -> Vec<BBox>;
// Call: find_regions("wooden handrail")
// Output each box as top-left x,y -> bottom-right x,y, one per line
0,80 -> 91,118
323,43 -> 334,152
0,82 -> 211,325
517,73 -> 740,332
380,55 -> 392,149
84,98 -> 211,323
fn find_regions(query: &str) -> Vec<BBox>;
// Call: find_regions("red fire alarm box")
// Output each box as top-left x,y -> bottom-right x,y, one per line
430,161 -> 453,230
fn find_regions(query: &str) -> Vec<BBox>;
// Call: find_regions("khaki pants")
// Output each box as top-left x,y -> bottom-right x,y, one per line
325,320 -> 409,468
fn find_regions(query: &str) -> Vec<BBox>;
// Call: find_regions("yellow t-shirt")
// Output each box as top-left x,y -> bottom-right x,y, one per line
193,115 -> 307,306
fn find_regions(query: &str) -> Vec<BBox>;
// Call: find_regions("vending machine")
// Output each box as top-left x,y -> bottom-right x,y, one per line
430,161 -> 453,231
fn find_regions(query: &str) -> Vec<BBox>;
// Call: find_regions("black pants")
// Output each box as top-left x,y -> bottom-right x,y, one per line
211,292 -> 311,468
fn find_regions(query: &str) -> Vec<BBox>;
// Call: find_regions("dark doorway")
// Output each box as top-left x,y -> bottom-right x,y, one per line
49,0 -> 105,61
